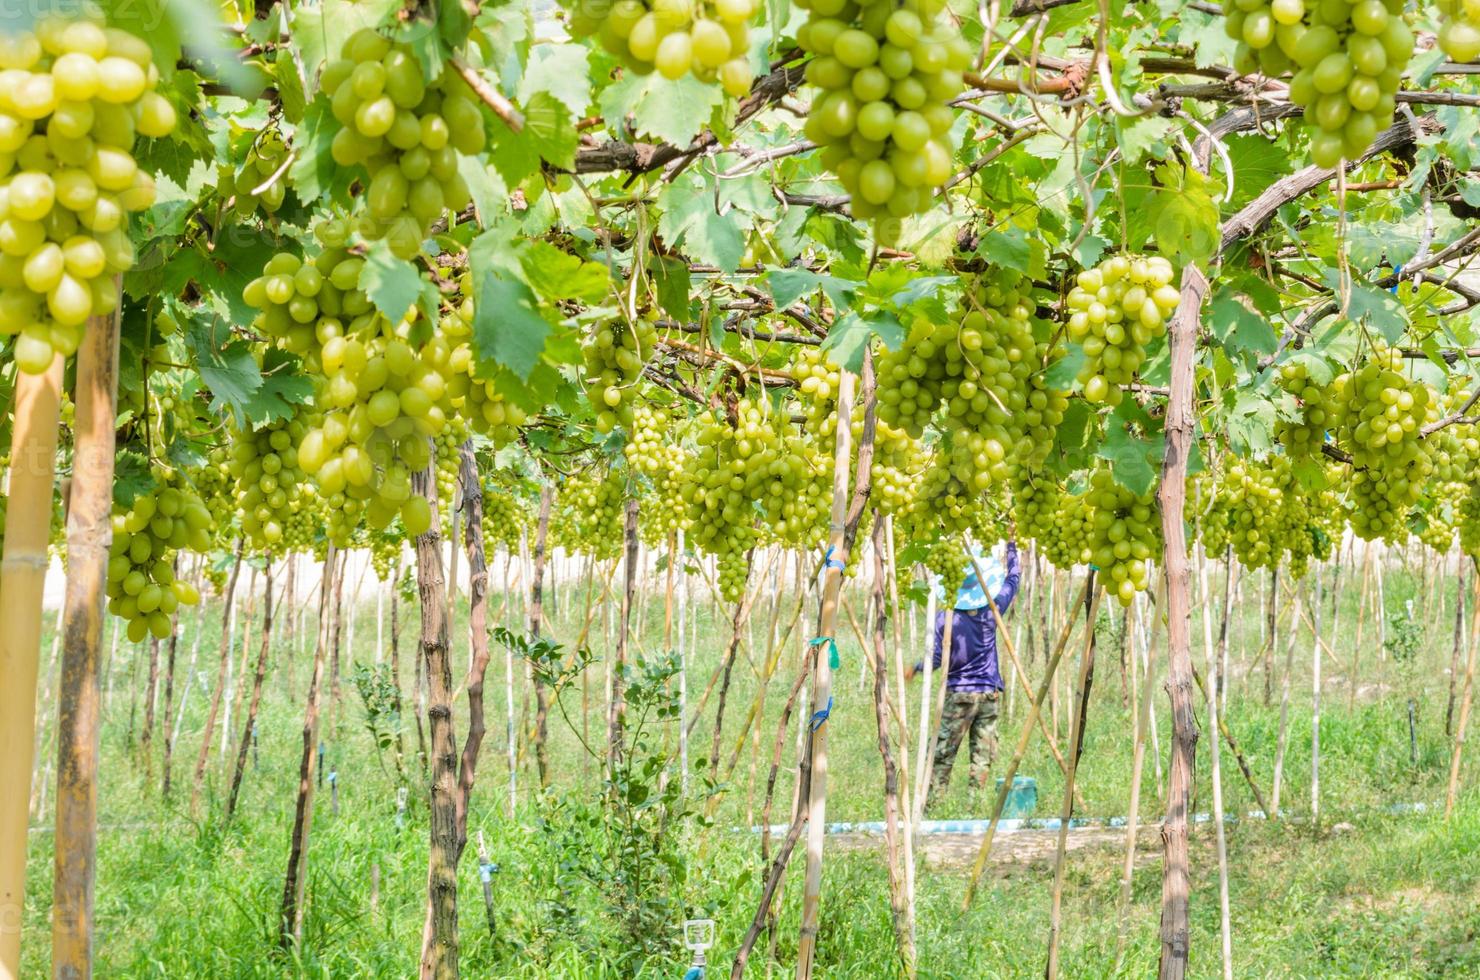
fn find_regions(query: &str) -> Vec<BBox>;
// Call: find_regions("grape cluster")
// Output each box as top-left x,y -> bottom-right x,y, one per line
1329,346 -> 1437,542
1078,468 -> 1159,606
555,466 -> 628,560
224,128 -> 290,217
625,402 -> 689,545
226,416 -> 319,553
920,532 -> 969,605
322,28 -> 482,258
683,399 -> 825,597
1438,0 -> 1480,62
1274,360 -> 1334,457
879,270 -> 1067,504
440,283 -> 530,445
567,0 -> 757,94
797,0 -> 970,225
1460,485 -> 1480,558
106,478 -> 211,641
0,14 -> 175,374
1197,455 -> 1307,571
583,316 -> 659,434
1225,0 -> 1411,167
792,345 -> 927,519
481,471 -> 532,555
243,247 -> 455,543
1013,474 -> 1091,572
1065,255 -> 1179,407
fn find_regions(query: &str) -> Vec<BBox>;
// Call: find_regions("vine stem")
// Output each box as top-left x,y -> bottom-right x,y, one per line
448,56 -> 523,132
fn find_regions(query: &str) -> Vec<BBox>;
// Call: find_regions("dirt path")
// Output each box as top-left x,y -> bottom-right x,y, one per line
831,824 -> 1166,870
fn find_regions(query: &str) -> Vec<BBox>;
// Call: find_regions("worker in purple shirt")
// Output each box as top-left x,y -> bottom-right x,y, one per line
908,539 -> 1022,812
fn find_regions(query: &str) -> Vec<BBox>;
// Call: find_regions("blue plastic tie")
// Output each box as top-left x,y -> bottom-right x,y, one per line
327,770 -> 337,785
808,635 -> 840,670
1391,264 -> 1402,294
822,545 -> 846,572
478,861 -> 496,883
683,968 -> 706,980
809,694 -> 834,732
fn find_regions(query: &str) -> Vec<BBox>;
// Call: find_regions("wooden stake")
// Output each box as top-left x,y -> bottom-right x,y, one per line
607,497 -> 640,776
191,545 -> 243,810
1044,578 -> 1099,979
51,305 -> 120,980
227,560 -> 275,822
1115,583 -> 1163,971
1310,567 -> 1324,827
1197,549 -> 1234,980
280,545 -> 337,950
1446,563 -> 1480,818
794,368 -> 856,979
1155,258 -> 1208,980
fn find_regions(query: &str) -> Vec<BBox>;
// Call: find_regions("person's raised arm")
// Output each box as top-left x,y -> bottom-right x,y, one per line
994,541 -> 1022,614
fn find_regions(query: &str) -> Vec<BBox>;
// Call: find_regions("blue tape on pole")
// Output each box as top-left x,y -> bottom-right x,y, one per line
822,545 -> 845,572
1391,264 -> 1402,293
808,635 -> 840,670
328,770 -> 337,785
479,862 -> 495,883
809,694 -> 834,732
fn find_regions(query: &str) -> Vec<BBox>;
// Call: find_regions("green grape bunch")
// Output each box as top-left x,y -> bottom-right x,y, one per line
1274,360 -> 1334,458
1065,255 -> 1179,407
440,279 -> 531,445
1224,0 -> 1412,167
226,416 -> 319,554
322,28 -> 483,258
243,246 -> 457,543
1329,344 -> 1437,542
626,402 -> 690,545
0,13 -> 176,374
797,0 -> 970,226
1438,0 -> 1480,62
1080,468 -> 1160,606
106,475 -> 211,642
582,316 -> 659,434
222,127 -> 290,217
554,466 -> 628,560
564,0 -> 758,94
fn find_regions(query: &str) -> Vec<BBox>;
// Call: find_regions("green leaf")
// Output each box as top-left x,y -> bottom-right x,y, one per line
522,92 -> 579,171
360,241 -> 440,326
598,72 -> 722,147
1323,271 -> 1407,344
521,241 -> 611,303
1223,135 -> 1293,212
469,231 -> 552,381
184,313 -> 264,425
518,44 -> 592,120
289,97 -> 352,204
1098,403 -> 1162,497
1146,163 -> 1219,264
823,310 -> 904,372
766,269 -> 858,311
1207,290 -> 1278,358
648,255 -> 691,321
1225,389 -> 1277,456
658,175 -> 748,273
457,153 -> 507,225
246,349 -> 316,427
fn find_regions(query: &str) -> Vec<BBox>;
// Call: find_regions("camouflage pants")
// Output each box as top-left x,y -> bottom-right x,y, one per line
927,691 -> 1000,810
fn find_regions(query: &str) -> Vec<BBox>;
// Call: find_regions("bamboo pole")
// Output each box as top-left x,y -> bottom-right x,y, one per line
1310,567 -> 1324,827
1446,564 -> 1480,818
1197,549 -> 1233,980
1270,586 -> 1301,817
191,546 -> 243,810
226,560 -> 275,822
0,352 -> 64,980
1114,583 -> 1163,971
794,370 -> 855,979
51,305 -> 120,980
882,516 -> 916,948
1044,579 -> 1099,979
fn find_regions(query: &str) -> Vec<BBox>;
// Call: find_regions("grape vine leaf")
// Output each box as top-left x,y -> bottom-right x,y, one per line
766,268 -> 858,312
658,174 -> 747,274
648,255 -> 692,321
522,92 -> 579,170
1225,389 -> 1277,456
599,72 -> 723,147
1145,163 -> 1220,264
1207,289 -> 1278,359
518,43 -> 593,120
289,97 -> 350,204
521,240 -> 611,303
1323,270 -> 1408,344
1098,400 -> 1163,497
360,241 -> 441,326
823,311 -> 904,372
184,313 -> 267,427
247,349 -> 316,427
1223,135 -> 1293,213
469,231 -> 551,381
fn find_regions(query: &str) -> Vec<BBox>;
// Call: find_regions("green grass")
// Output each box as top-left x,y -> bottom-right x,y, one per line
18,553 -> 1480,977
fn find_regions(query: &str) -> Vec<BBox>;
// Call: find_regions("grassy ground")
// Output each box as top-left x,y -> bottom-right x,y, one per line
18,547 -> 1480,977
